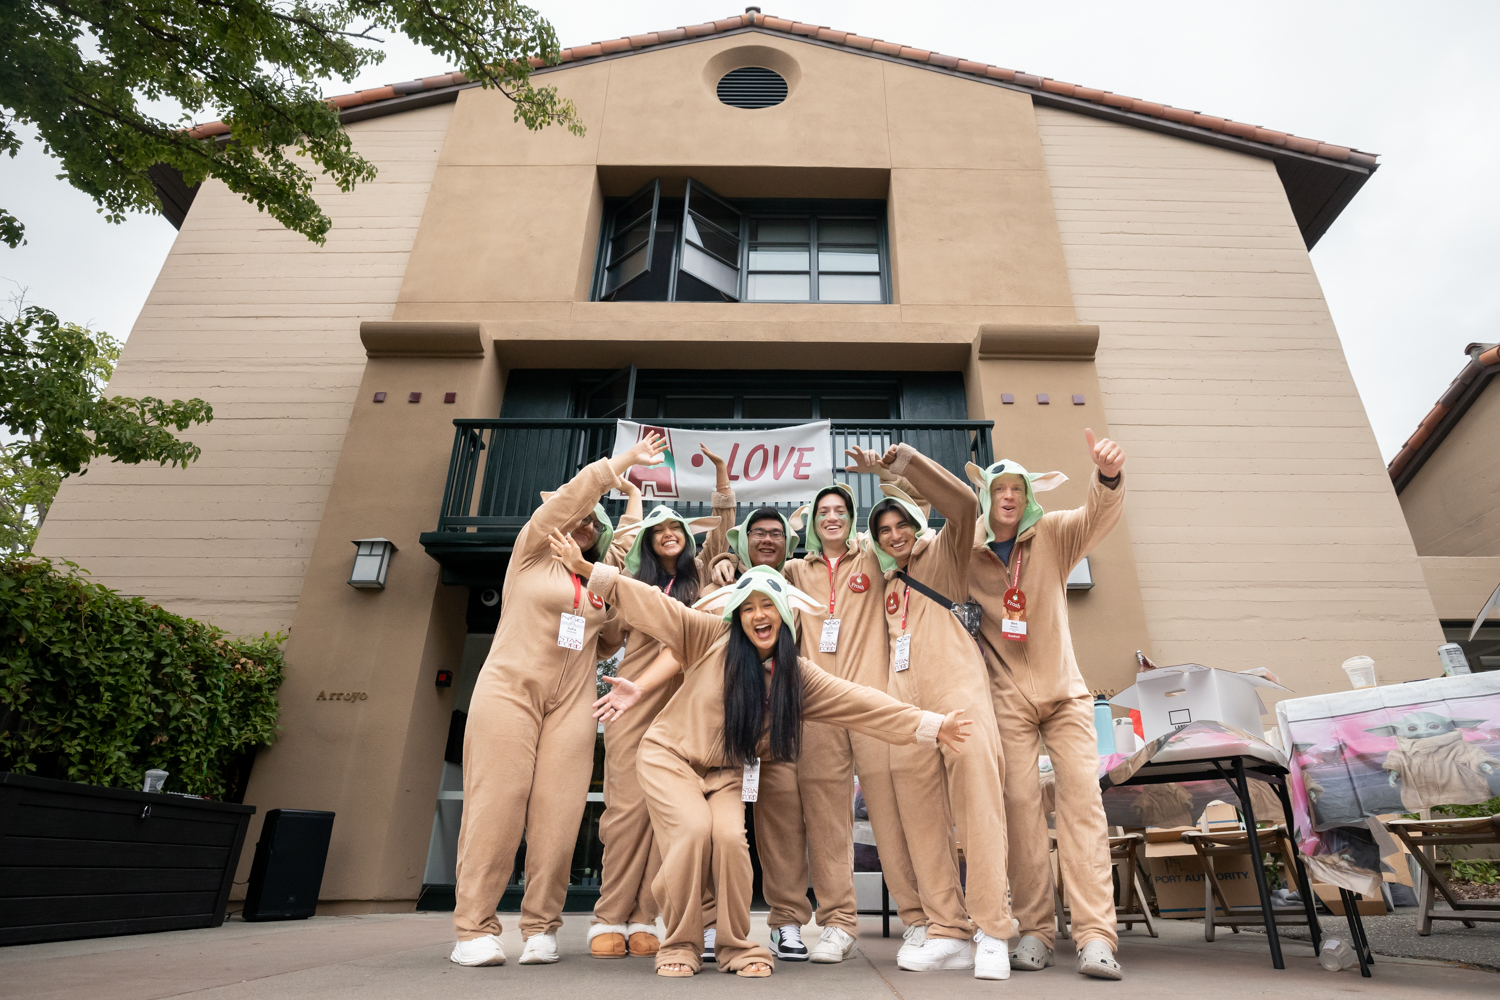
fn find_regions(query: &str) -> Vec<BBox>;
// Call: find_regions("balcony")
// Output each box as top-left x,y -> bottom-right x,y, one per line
420,418 -> 994,587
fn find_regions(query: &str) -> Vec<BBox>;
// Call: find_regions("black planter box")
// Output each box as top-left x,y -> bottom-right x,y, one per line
0,772 -> 254,945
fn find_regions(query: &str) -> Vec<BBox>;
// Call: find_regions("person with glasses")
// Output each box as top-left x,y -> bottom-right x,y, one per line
448,434 -> 666,970
549,543 -> 975,979
587,445 -> 736,961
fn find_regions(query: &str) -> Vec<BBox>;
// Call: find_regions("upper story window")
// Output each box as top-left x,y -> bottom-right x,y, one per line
593,179 -> 890,304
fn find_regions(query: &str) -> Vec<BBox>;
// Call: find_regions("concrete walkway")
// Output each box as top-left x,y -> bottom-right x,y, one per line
1,912 -> 1494,1000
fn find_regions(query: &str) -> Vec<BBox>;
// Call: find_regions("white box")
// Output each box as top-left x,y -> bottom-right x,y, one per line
1110,663 -> 1291,741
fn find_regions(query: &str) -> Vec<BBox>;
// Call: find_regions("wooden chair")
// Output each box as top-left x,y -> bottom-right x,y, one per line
1180,826 -> 1314,942
1050,833 -> 1158,940
1383,815 -> 1500,936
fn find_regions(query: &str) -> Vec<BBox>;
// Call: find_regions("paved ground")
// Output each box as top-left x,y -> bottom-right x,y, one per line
1,911 -> 1494,1000
1241,904 -> 1500,973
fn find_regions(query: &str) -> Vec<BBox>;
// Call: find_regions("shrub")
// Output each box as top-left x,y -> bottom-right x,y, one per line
0,557 -> 284,798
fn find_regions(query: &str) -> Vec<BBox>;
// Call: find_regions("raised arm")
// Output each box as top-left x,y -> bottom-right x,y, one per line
1050,429 -> 1127,573
885,443 -> 976,593
697,443 -> 736,566
551,530 -> 726,665
516,434 -> 666,567
602,476 -> 644,570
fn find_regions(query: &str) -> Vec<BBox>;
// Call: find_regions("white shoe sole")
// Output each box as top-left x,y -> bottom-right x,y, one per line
810,945 -> 855,964
450,947 -> 505,967
975,965 -> 1012,980
897,949 -> 974,972
1079,960 -> 1123,981
519,951 -> 559,965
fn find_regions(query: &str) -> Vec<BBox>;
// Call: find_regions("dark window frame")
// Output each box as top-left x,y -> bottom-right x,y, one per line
592,188 -> 891,304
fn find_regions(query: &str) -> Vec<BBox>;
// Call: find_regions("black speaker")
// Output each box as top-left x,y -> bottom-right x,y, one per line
242,809 -> 335,921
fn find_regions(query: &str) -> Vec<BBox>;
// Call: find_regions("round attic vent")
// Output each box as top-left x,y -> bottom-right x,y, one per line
717,66 -> 787,109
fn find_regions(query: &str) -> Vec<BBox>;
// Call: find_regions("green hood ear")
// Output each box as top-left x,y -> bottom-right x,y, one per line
727,508 -> 794,571
592,503 -> 614,558
623,505 -> 722,574
695,565 -> 825,633
802,483 -> 858,559
968,460 -> 1067,544
865,484 -> 930,574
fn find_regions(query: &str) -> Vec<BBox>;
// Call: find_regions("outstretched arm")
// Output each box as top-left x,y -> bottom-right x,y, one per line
697,443 -> 736,566
1051,428 -> 1128,572
518,434 -> 666,567
593,647 -> 681,723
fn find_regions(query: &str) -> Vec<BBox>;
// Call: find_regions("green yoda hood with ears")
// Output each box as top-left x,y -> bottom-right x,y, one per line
694,564 -> 826,633
622,505 -> 722,574
538,490 -> 615,556
865,483 -> 933,574
790,483 -> 859,560
727,508 -> 795,571
964,459 -> 1069,544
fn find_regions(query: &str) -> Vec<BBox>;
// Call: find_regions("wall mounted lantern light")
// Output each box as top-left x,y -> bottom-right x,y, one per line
349,538 -> 397,590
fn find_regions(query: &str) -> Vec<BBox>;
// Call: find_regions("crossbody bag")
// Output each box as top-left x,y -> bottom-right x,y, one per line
895,571 -> 983,639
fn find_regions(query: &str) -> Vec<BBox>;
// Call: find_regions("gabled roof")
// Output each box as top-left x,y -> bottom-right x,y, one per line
1389,342 -> 1500,493
160,10 -> 1378,246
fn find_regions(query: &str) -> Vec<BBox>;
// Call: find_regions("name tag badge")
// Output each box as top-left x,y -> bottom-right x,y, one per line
894,634 -> 911,672
1002,586 -> 1028,642
819,618 -> 841,653
1000,618 -> 1028,640
557,612 -> 586,650
741,757 -> 761,803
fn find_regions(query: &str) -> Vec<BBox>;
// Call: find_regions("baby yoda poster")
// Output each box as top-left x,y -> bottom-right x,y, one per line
1277,672 -> 1500,834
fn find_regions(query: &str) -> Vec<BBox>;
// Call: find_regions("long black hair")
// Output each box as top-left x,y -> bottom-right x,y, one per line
722,614 -> 803,765
633,522 -> 702,606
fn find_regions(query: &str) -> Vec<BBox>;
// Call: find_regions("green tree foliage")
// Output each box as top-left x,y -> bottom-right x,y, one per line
1,1 -> 583,247
0,557 -> 285,798
0,304 -> 213,551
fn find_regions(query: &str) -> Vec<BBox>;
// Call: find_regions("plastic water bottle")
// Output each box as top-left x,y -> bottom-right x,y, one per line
1094,696 -> 1116,756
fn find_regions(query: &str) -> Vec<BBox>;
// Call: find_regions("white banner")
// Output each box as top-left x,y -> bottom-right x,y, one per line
610,419 -> 832,505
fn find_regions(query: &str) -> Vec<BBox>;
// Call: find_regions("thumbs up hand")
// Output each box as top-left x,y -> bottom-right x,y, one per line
1085,428 -> 1125,478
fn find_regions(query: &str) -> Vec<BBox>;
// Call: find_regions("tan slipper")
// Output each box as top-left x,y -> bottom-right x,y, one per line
736,960 -> 773,978
628,931 -> 661,957
656,962 -> 695,977
588,926 -> 628,959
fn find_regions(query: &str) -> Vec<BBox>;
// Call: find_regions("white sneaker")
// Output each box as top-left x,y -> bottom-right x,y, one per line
809,926 -> 857,963
897,935 -> 974,972
973,930 -> 1011,980
771,923 -> 809,961
450,935 -> 506,966
1010,934 -> 1053,971
519,932 -> 559,965
895,923 -> 928,965
1077,940 -> 1123,980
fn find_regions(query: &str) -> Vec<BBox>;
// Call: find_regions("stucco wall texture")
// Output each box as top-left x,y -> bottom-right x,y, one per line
34,104 -> 456,637
1035,105 -> 1444,697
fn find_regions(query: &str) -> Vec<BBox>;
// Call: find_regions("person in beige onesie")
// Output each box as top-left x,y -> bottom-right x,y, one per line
588,448 -> 735,960
966,429 -> 1127,981
863,442 -> 1013,980
447,434 -> 666,969
551,550 -> 973,979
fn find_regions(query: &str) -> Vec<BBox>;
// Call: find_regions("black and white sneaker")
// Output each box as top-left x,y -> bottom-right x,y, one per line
771,924 -> 809,961
702,927 -> 716,964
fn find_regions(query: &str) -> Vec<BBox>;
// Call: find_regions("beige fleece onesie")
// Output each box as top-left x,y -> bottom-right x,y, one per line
971,470 -> 1125,952
453,459 -> 624,941
878,444 -> 1010,942
592,491 -> 735,930
584,563 -> 945,975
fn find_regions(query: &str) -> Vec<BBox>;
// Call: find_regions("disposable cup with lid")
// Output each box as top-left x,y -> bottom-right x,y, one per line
1341,656 -> 1376,689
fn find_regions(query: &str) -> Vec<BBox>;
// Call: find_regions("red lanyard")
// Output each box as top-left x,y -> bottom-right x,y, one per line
826,555 -> 841,615
571,573 -> 583,611
1009,546 -> 1024,592
664,577 -> 675,597
899,583 -> 912,632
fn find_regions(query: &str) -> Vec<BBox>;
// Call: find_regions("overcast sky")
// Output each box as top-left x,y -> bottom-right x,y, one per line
4,1 -> 1496,460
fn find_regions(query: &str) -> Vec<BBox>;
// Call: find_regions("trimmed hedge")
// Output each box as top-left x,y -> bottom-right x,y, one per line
0,557 -> 284,798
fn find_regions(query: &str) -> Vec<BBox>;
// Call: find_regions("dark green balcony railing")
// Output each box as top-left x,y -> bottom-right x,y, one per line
421,418 -> 993,586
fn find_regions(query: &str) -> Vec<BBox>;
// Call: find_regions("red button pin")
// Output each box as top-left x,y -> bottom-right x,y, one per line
886,592 -> 900,615
849,573 -> 870,593
589,592 -> 604,609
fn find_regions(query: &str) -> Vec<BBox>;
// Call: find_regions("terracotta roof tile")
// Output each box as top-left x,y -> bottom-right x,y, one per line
183,9 -> 1378,172
1389,343 -> 1500,487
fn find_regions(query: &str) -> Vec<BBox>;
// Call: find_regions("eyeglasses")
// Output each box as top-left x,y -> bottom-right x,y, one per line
748,529 -> 786,542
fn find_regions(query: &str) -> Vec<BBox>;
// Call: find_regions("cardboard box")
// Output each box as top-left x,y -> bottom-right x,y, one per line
1312,882 -> 1387,916
1144,839 -> 1262,919
1111,664 -> 1291,741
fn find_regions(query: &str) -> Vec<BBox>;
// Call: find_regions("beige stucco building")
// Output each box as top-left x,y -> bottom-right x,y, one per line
35,12 -> 1447,910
